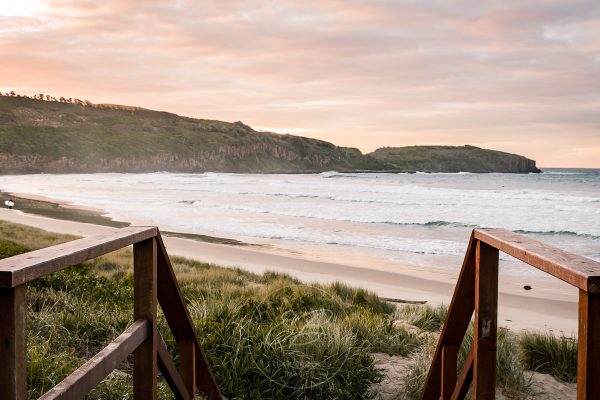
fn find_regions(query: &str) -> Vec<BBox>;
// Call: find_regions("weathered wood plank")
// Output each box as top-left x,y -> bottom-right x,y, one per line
156,233 -> 223,400
157,336 -> 191,400
0,226 -> 157,288
0,286 -> 26,400
473,241 -> 498,400
180,340 -> 196,398
441,345 -> 458,400
134,238 -> 158,400
450,350 -> 473,400
421,233 -> 476,399
474,228 -> 600,292
577,290 -> 600,399
39,320 -> 147,400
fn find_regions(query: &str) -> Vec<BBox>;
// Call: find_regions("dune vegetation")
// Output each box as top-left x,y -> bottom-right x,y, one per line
0,220 -> 577,399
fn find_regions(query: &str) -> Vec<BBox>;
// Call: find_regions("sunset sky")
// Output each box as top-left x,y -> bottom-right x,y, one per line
1,0 -> 599,167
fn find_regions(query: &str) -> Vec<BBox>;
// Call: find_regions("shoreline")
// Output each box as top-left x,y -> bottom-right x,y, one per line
0,202 -> 580,333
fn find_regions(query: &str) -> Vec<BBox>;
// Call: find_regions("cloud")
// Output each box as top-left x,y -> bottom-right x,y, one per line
0,0 -> 599,166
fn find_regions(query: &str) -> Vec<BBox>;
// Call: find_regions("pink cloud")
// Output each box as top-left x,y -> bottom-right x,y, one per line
0,0 -> 599,166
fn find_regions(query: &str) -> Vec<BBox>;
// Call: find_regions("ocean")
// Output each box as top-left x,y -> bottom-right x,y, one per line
1,169 -> 599,276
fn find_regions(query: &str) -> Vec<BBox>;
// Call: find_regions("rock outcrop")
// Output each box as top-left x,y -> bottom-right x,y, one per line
369,145 -> 541,173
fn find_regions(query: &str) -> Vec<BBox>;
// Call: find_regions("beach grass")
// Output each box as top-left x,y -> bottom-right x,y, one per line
519,332 -> 578,383
0,220 -> 418,399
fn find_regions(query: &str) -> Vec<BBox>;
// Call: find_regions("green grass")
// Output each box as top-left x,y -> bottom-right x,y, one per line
0,220 -> 418,399
519,332 -> 578,383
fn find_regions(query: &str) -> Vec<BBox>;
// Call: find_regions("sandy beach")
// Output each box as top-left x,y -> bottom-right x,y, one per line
0,206 -> 580,333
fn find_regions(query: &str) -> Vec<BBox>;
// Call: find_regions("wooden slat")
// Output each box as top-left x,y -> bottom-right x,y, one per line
577,291 -> 600,399
180,340 -> 196,397
157,336 -> 192,400
450,350 -> 473,400
473,241 -> 498,400
441,345 -> 457,400
40,320 -> 148,400
474,228 -> 600,292
421,234 -> 476,399
0,286 -> 26,400
134,238 -> 158,399
155,233 -> 223,400
0,226 -> 157,288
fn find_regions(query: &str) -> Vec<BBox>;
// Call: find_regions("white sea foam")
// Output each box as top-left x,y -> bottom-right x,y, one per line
1,171 -> 599,269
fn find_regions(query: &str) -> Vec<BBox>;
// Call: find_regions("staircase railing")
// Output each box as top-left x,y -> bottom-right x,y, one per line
0,226 -> 223,400
421,228 -> 600,400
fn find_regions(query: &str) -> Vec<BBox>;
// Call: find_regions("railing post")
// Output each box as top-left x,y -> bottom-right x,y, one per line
180,340 -> 196,397
473,240 -> 498,400
134,237 -> 158,399
441,344 -> 457,400
577,290 -> 600,399
0,286 -> 26,400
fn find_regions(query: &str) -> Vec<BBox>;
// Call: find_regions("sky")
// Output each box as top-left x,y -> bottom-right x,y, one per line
1,0 -> 599,167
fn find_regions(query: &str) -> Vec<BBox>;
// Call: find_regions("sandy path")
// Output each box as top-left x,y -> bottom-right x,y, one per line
0,208 -> 579,333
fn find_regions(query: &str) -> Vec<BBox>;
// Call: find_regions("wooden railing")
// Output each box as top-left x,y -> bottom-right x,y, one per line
422,228 -> 600,400
0,227 -> 224,400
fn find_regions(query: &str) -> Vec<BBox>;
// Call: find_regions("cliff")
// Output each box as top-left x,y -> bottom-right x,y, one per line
369,145 -> 541,173
0,96 -> 383,173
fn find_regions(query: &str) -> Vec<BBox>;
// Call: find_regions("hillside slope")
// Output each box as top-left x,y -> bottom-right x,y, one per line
369,145 -> 541,173
0,96 -> 384,173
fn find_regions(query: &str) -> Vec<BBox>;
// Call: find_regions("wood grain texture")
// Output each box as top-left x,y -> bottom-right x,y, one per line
179,340 -> 196,398
473,241 -> 498,400
156,233 -> 223,400
134,238 -> 158,400
450,350 -> 473,400
441,345 -> 458,400
39,320 -> 147,400
421,233 -> 476,399
0,226 -> 157,288
474,228 -> 600,292
157,336 -> 191,400
577,291 -> 600,400
0,286 -> 26,400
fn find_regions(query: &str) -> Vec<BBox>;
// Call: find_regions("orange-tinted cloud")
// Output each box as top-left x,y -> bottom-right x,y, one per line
1,0 -> 599,167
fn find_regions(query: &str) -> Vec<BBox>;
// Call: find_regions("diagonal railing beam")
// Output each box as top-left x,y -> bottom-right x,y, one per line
157,335 -> 192,400
421,233 -> 476,399
156,233 -> 223,400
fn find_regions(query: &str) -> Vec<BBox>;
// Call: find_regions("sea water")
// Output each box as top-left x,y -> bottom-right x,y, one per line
1,170 -> 598,275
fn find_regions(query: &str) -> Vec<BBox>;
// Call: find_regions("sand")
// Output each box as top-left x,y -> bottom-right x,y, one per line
0,207 -> 579,333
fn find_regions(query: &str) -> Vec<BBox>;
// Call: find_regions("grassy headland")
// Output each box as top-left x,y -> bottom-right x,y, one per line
370,145 -> 541,173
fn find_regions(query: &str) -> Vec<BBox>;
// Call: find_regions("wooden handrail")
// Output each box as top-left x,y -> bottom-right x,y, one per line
0,226 -> 157,288
474,228 -> 600,292
0,227 -> 223,400
422,228 -> 600,400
